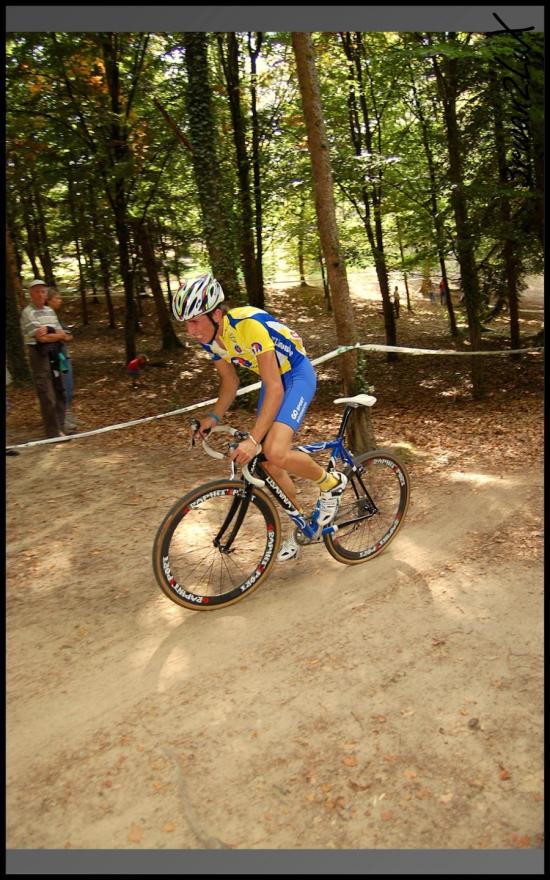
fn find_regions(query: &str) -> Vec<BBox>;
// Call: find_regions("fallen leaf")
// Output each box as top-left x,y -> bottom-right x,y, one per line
499,768 -> 511,781
415,787 -> 432,799
383,754 -> 399,763
162,822 -> 176,833
342,755 -> 358,767
372,714 -> 387,723
127,823 -> 144,843
381,810 -> 395,821
511,834 -> 531,848
440,792 -> 454,804
348,779 -> 371,792
103,779 -> 113,788
400,708 -> 415,717
403,768 -> 417,779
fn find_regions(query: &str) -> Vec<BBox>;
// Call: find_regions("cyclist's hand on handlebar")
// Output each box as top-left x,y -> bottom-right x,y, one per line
191,416 -> 218,444
229,436 -> 258,466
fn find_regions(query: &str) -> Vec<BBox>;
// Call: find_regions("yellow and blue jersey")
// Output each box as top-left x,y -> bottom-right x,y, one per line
201,307 -> 308,376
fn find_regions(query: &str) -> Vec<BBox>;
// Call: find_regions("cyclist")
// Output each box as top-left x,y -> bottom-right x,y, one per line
172,272 -> 348,561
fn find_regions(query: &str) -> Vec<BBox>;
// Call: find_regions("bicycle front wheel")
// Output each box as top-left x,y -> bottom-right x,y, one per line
152,480 -> 281,610
324,449 -> 410,565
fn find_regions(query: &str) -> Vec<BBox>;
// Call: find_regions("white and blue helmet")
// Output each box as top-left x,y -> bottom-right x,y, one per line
172,273 -> 225,321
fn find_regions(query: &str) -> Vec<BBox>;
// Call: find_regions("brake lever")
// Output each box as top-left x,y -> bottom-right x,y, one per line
190,418 -> 211,449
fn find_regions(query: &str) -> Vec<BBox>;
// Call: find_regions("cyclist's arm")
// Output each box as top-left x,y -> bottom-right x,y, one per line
195,359 -> 240,438
213,358 -> 240,416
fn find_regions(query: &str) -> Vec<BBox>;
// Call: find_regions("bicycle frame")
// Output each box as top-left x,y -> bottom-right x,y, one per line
211,404 -> 376,552
243,404 -> 372,541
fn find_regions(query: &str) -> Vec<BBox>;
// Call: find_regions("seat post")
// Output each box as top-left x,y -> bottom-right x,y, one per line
336,405 -> 355,441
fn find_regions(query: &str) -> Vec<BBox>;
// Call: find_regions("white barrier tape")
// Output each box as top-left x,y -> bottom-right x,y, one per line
313,342 -> 544,365
5,342 -> 542,451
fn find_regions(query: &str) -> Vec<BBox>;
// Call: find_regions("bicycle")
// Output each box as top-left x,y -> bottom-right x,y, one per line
152,393 -> 410,610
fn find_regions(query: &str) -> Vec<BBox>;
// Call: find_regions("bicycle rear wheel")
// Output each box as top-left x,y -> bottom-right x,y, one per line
152,480 -> 281,610
324,449 -> 409,565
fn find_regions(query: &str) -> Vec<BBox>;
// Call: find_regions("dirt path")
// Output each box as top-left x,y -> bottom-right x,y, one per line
6,432 -> 543,851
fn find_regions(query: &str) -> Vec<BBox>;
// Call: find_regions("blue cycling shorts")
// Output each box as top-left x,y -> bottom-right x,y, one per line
257,357 -> 317,432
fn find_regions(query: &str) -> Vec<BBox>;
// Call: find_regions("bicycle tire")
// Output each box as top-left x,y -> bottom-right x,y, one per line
323,449 -> 410,565
152,479 -> 281,610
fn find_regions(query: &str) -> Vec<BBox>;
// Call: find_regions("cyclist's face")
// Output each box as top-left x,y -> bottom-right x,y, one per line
185,312 -> 219,343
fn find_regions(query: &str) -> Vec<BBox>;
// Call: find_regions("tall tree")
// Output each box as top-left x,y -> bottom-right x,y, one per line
430,33 -> 484,396
217,32 -> 262,306
99,32 -> 144,360
183,32 -> 242,302
407,54 -> 457,335
339,32 -> 396,355
135,220 -> 183,350
247,32 -> 266,306
6,226 -> 31,381
292,32 -> 374,451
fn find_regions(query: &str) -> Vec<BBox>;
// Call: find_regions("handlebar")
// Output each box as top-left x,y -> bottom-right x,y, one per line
190,421 -> 266,487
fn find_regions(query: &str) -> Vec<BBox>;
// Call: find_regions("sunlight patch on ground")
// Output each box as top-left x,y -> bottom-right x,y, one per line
135,604 -> 250,692
155,645 -> 190,693
446,470 -> 517,487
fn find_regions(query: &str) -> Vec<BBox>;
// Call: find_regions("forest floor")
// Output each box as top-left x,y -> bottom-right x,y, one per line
5,280 -> 544,852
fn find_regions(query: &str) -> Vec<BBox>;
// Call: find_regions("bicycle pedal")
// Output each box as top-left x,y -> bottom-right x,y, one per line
294,529 -> 323,547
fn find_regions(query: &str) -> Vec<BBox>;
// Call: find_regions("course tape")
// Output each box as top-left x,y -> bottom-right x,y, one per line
6,342 -> 543,451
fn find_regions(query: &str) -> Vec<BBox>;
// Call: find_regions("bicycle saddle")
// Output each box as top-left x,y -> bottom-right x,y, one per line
333,394 -> 377,408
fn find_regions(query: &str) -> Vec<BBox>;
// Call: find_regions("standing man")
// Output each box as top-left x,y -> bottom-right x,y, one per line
47,289 -> 78,433
20,279 -> 72,438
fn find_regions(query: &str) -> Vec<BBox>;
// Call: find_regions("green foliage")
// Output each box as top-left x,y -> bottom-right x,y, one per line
5,29 -> 543,338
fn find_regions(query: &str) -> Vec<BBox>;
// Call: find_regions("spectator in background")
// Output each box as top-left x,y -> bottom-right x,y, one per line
126,354 -> 147,389
20,279 -> 71,438
439,278 -> 448,305
47,289 -> 77,433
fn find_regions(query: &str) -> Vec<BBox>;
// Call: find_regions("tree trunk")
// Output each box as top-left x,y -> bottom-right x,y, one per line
183,32 -> 243,303
432,39 -> 484,397
248,33 -> 265,307
7,212 -> 26,308
395,218 -> 412,312
341,32 -> 396,358
298,192 -> 308,286
409,69 -> 457,335
6,226 -> 31,382
490,66 -> 521,352
136,222 -> 183,350
89,184 -> 116,327
101,34 -> 137,361
292,32 -> 374,452
157,225 -> 173,303
67,169 -> 88,325
218,33 -> 261,306
319,249 -> 332,312
32,178 -> 56,287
